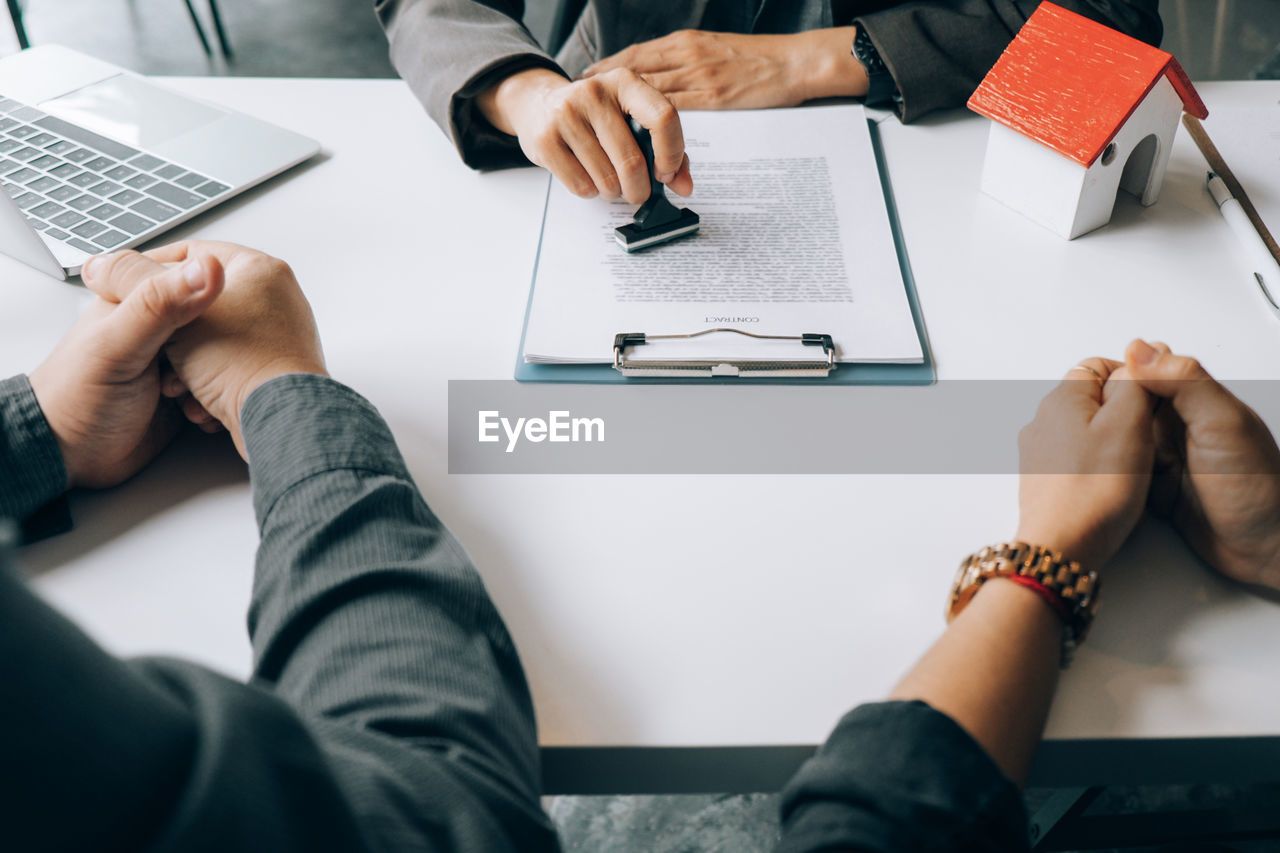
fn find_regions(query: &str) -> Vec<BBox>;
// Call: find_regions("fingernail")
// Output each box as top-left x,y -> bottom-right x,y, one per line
182,259 -> 205,295
656,172 -> 675,184
80,254 -> 97,280
1130,339 -> 1158,366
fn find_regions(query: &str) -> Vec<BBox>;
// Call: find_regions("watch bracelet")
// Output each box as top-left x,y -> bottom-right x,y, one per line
947,542 -> 1100,665
851,27 -> 897,108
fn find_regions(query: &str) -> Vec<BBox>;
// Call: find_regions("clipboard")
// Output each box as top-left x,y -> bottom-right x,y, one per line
514,117 -> 934,385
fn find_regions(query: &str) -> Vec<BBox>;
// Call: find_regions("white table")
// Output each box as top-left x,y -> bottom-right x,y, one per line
3,77 -> 1279,793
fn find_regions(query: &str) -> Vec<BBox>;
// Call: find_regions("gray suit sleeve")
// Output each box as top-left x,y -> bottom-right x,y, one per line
243,373 -> 558,852
374,0 -> 569,169
857,0 -> 1162,122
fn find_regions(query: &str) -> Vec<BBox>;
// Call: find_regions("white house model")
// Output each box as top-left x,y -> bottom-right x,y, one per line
968,1 -> 1208,239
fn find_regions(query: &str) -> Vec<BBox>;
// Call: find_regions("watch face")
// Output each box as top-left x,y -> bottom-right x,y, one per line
854,31 -> 886,73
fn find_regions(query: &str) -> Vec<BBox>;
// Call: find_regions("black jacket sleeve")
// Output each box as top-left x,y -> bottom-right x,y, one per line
857,0 -> 1162,122
777,701 -> 1029,852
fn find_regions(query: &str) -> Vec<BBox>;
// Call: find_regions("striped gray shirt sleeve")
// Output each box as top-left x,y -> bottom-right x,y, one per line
241,373 -> 558,852
0,374 -> 71,540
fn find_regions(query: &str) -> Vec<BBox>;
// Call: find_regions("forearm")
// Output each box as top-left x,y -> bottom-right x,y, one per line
477,66 -> 569,137
889,578 -> 1060,784
787,27 -> 868,102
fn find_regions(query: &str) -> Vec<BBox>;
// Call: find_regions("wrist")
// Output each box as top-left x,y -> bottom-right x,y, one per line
228,361 -> 328,457
1013,525 -> 1098,576
795,27 -> 866,102
971,576 -> 1064,633
478,67 -> 569,137
950,540 -> 1101,666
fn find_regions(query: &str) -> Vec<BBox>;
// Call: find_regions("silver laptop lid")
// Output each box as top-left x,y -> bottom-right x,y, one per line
0,46 -> 320,278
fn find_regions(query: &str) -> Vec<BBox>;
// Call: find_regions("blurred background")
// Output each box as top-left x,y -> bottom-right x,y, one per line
4,1 -> 1279,851
1,0 -> 1278,81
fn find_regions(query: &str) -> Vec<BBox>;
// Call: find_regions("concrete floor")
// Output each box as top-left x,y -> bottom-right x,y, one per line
4,1 -> 1280,850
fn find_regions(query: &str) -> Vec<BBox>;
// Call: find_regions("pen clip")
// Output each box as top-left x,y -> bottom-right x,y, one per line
1256,273 -> 1280,312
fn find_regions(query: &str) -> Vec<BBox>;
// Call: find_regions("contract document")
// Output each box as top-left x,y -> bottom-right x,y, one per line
520,104 -> 924,366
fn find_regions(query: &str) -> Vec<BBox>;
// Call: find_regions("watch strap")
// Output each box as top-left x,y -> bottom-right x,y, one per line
852,27 -> 896,108
947,541 -> 1100,666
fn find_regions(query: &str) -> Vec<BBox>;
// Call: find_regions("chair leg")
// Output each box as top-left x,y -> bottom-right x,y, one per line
6,0 -> 30,50
182,0 -> 214,56
207,0 -> 232,59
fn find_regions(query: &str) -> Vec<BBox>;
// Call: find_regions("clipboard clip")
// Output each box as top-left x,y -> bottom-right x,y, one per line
612,328 -> 837,377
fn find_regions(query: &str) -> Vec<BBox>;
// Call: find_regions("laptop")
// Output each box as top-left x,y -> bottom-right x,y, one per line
0,45 -> 320,280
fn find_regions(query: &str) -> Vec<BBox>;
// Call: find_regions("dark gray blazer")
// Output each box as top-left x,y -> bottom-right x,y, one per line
374,0 -> 1161,169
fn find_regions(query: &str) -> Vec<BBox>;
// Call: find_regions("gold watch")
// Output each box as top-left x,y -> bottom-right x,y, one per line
947,541 -> 1100,666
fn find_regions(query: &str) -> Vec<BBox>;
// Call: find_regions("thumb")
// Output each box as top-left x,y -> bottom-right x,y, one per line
97,254 -> 224,375
1092,366 -> 1154,438
616,71 -> 684,182
1124,339 -> 1238,425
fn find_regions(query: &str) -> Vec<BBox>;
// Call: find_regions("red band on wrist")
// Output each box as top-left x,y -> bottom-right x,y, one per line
1005,574 -> 1071,625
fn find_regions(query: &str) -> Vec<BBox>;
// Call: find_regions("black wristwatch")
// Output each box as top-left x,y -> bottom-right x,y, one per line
852,27 -> 897,108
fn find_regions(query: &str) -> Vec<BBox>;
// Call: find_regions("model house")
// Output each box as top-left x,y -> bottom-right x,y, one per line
968,1 -> 1208,239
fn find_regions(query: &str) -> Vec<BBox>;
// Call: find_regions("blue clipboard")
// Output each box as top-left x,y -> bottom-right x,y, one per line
514,117 -> 934,385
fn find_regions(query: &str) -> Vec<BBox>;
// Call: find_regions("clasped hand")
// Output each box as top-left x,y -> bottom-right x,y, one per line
1018,340 -> 1280,590
28,241 -> 327,489
583,30 -> 822,111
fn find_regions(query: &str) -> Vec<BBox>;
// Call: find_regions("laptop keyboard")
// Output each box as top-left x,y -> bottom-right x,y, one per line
0,94 -> 231,259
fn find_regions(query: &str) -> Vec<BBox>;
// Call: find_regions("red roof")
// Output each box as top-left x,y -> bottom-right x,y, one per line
967,2 -> 1207,167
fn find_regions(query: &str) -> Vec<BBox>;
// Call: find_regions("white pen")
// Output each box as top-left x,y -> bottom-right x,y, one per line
1207,171 -> 1280,317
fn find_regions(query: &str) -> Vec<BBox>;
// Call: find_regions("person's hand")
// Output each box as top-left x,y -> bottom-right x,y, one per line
477,66 -> 692,204
582,28 -> 868,110
84,242 -> 327,460
27,253 -> 225,489
1125,339 -> 1280,590
1015,357 -> 1157,571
